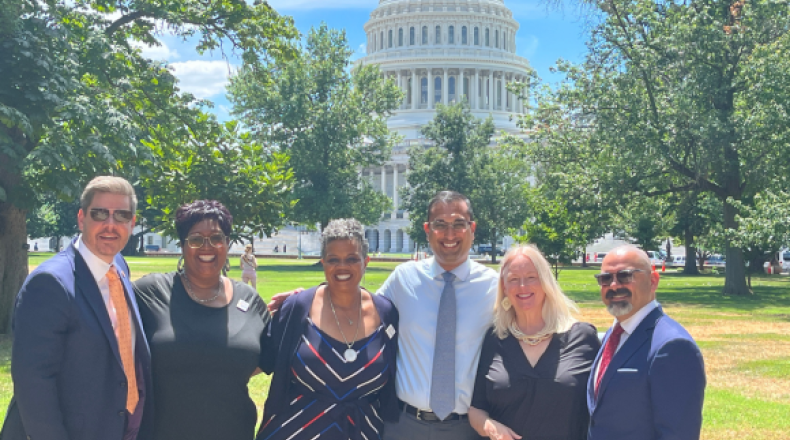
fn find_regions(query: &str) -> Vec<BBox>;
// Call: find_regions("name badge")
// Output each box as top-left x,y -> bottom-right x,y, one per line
386,324 -> 396,339
237,299 -> 250,312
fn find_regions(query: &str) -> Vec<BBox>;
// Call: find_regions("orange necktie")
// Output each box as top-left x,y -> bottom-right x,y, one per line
107,267 -> 139,413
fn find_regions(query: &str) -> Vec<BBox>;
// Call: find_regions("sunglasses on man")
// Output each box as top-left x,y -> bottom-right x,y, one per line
185,233 -> 228,249
89,208 -> 134,224
594,269 -> 645,286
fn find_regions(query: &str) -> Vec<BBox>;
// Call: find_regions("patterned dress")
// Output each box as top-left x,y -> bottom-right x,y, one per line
257,319 -> 392,440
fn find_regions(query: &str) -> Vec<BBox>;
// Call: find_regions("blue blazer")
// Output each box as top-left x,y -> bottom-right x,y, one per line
586,306 -> 706,440
1,243 -> 154,440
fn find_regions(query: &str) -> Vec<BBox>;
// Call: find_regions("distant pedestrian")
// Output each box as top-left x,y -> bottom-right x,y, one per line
283,244 -> 287,253
240,244 -> 258,288
33,243 -> 38,252
274,245 -> 279,253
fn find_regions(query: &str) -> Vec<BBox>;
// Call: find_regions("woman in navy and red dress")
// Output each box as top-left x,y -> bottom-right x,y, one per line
257,219 -> 399,440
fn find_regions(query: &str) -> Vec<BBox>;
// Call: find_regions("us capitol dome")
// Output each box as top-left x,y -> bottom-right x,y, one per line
357,0 -> 531,253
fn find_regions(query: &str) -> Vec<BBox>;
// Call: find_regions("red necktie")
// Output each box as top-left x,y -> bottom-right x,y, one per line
107,267 -> 139,413
595,323 -> 624,398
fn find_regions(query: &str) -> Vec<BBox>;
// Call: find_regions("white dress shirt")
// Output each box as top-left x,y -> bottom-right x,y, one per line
378,257 -> 498,414
593,299 -> 659,391
75,237 -> 135,348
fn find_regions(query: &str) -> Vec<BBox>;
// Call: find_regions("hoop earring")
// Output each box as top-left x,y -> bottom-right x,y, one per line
177,255 -> 185,273
501,297 -> 512,311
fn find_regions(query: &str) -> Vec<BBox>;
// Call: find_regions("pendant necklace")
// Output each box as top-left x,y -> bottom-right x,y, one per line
328,287 -> 363,362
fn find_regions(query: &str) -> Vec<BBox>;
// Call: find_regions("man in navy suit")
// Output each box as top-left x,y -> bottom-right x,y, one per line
2,176 -> 153,440
587,245 -> 706,440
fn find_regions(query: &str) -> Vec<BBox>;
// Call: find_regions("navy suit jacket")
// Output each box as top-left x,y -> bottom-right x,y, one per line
1,243 -> 154,440
587,306 -> 706,440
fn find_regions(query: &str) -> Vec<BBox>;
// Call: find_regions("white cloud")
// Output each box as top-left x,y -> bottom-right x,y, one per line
267,0 -> 375,11
131,40 -> 179,61
517,35 -> 539,59
169,60 -> 236,99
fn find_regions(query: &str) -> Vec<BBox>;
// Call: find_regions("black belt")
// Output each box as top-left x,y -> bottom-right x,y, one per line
398,401 -> 468,422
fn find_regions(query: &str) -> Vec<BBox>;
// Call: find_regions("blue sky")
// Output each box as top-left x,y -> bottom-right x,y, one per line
136,0 -> 591,121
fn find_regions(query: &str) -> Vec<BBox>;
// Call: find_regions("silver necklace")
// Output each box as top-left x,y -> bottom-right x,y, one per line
327,287 -> 363,362
509,322 -> 553,346
180,272 -> 223,304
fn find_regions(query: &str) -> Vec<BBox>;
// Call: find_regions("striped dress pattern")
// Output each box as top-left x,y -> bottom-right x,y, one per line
257,319 -> 392,440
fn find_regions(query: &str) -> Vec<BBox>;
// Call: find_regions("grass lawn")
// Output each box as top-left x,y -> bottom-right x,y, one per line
3,255 -> 789,439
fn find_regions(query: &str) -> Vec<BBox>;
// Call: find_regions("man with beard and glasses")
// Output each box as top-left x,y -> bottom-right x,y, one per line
586,245 -> 706,440
2,176 -> 153,440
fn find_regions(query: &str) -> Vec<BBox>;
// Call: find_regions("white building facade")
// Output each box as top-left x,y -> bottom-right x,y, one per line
357,0 -> 531,253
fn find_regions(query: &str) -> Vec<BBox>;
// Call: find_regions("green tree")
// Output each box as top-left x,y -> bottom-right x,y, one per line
518,0 -> 790,295
140,120 -> 295,245
519,193 -> 583,279
401,102 -> 529,263
0,0 -> 296,330
228,24 -> 402,231
26,195 -> 81,252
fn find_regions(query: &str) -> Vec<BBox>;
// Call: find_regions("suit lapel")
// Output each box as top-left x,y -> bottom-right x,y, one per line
588,327 -> 610,412
72,247 -> 124,368
595,307 -> 665,405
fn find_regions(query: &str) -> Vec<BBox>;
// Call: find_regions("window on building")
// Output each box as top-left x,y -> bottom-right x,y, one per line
474,27 -> 479,45
422,26 -> 428,44
462,26 -> 468,44
410,27 -> 415,45
434,77 -> 442,103
435,25 -> 441,44
147,235 -> 154,245
407,78 -> 412,104
503,31 -> 507,50
485,28 -> 490,47
495,30 -> 499,48
449,76 -> 456,99
497,80 -> 502,106
399,28 -> 403,46
421,77 -> 428,103
448,26 -> 455,44
388,29 -> 393,48
464,77 -> 469,100
380,31 -> 384,50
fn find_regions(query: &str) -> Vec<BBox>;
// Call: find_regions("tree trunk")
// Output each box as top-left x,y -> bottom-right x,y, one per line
683,226 -> 699,274
722,200 -> 751,295
490,228 -> 498,265
0,203 -> 29,333
581,245 -> 588,268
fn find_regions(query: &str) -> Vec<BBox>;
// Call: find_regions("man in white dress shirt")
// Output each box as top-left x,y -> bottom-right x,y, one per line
380,191 -> 498,440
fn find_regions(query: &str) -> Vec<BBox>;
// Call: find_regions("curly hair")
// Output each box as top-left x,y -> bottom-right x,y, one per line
175,200 -> 233,245
320,218 -> 369,259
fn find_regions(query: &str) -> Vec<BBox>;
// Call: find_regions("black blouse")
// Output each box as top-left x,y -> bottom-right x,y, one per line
134,272 -> 271,440
471,322 -> 601,440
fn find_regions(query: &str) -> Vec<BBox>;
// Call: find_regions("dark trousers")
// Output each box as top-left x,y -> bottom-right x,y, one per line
383,411 -> 480,440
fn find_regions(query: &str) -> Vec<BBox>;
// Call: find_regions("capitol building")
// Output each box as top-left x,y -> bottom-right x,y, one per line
357,0 -> 531,253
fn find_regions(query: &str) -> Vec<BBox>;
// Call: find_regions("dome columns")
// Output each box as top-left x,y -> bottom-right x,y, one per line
383,67 -> 526,114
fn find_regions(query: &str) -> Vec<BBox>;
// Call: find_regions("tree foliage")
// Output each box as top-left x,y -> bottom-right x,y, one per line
517,0 -> 790,295
0,0 -> 297,331
228,24 -> 403,230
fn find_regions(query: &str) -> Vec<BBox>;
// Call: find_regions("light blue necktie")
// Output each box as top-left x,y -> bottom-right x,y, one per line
430,271 -> 456,420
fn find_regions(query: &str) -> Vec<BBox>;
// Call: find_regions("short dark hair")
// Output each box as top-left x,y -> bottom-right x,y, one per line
175,200 -> 233,244
427,190 -> 474,221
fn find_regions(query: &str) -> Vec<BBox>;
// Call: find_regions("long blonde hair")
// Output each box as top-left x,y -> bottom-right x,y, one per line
492,245 -> 579,339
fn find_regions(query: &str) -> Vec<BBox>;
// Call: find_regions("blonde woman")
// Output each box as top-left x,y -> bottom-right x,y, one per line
469,245 -> 601,440
240,244 -> 258,287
